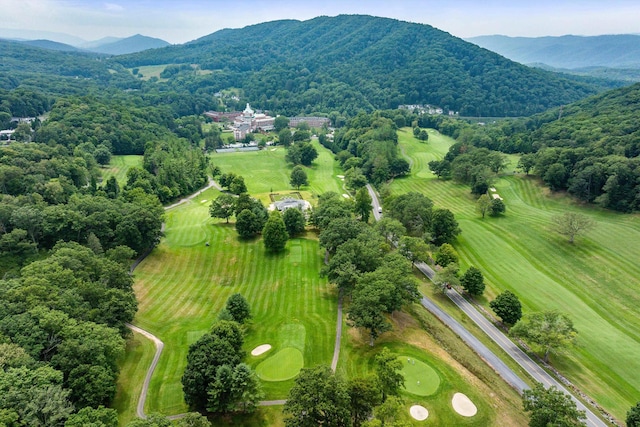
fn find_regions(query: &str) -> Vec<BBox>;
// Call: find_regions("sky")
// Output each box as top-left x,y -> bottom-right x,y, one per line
1,0 -> 639,44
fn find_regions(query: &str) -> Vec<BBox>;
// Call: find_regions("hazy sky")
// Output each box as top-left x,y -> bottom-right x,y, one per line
2,0 -> 639,44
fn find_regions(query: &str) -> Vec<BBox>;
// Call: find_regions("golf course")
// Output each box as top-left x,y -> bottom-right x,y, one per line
391,128 -> 640,420
114,140 -> 529,426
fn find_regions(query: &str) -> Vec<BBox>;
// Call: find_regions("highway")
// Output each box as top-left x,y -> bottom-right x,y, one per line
366,184 -> 608,427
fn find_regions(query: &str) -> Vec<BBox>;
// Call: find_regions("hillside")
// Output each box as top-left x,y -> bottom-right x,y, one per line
20,39 -> 80,52
89,34 -> 170,55
113,15 -> 600,117
467,34 -> 640,69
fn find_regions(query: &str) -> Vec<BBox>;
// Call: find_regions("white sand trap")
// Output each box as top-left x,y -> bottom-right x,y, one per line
452,393 -> 477,417
251,344 -> 272,356
271,148 -> 278,151
342,193 -> 350,199
337,175 -> 345,179
200,200 -> 207,203
410,405 -> 429,421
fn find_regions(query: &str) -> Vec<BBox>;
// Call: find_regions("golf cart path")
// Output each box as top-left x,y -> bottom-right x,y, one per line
366,184 -> 607,427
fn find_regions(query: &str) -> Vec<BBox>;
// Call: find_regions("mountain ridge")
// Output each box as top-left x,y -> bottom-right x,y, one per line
112,15 -> 601,117
467,34 -> 640,69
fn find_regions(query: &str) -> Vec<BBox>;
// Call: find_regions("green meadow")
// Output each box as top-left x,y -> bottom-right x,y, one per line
115,141 -> 527,426
102,155 -> 143,185
391,128 -> 640,420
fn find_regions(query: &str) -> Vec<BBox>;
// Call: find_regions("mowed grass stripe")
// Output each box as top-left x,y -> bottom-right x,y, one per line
130,191 -> 338,414
393,131 -> 640,418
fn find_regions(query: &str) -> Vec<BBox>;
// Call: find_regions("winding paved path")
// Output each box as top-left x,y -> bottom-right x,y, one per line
366,184 -> 608,427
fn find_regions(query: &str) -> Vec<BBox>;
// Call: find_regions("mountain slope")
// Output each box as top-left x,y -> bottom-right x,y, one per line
90,34 -> 170,55
113,15 -> 600,117
467,34 -> 640,69
20,39 -> 80,52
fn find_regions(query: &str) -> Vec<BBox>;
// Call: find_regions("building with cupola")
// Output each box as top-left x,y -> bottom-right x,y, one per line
232,103 -> 275,140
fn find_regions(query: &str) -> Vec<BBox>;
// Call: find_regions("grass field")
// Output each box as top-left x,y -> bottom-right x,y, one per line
391,127 -> 640,421
210,140 -> 345,206
101,155 -> 143,186
114,141 -> 528,426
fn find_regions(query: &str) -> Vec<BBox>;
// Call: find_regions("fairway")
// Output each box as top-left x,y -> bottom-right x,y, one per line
116,184 -> 337,416
101,155 -> 142,185
399,356 -> 441,396
391,128 -> 640,420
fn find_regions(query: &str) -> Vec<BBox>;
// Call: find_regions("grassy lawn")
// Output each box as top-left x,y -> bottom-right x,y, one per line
115,141 -> 528,426
210,140 -> 345,205
391,128 -> 640,421
129,64 -> 170,81
101,155 -> 143,186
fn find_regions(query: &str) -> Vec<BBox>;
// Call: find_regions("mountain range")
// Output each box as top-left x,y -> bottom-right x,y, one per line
0,28 -> 169,55
467,34 -> 640,69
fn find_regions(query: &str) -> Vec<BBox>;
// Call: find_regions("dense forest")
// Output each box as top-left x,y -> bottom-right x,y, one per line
113,15 -> 602,117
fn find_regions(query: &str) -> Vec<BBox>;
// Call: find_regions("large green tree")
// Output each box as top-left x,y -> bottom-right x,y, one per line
289,166 -> 308,190
224,293 -> 251,324
510,311 -> 577,363
282,208 -> 306,237
460,266 -> 485,296
430,208 -> 460,245
283,365 -> 351,427
209,194 -> 236,223
374,348 -> 404,401
522,383 -> 586,427
354,187 -> 373,222
490,290 -> 522,325
627,402 -> 640,427
262,210 -> 289,252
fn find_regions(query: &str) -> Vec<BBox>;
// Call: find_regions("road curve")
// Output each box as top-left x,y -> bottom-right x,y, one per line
366,184 -> 607,427
126,323 -> 164,419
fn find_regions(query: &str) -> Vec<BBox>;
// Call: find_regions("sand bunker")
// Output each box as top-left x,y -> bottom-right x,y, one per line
342,193 -> 350,199
337,175 -> 345,179
200,200 -> 207,203
251,344 -> 272,356
452,393 -> 477,417
409,405 -> 429,421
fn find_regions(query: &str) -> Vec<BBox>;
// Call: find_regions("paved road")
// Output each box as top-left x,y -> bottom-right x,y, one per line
446,288 -> 607,427
331,295 -> 343,372
366,185 -> 608,427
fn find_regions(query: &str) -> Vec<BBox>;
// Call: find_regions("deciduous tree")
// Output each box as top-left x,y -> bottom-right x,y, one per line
374,348 -> 404,400
434,243 -> 458,267
522,383 -> 586,427
551,212 -> 595,244
209,194 -> 236,223
627,402 -> 640,427
510,311 -> 577,363
283,365 -> 351,427
354,187 -> 373,222
282,208 -> 306,237
262,210 -> 289,252
289,166 -> 308,190
476,194 -> 492,218
490,290 -> 522,325
460,266 -> 485,296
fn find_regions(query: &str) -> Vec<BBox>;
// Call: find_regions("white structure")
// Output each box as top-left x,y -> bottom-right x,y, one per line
232,103 -> 275,140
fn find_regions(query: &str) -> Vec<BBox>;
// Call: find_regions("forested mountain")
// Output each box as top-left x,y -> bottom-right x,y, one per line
467,34 -> 640,69
88,34 -> 170,55
113,15 -> 600,117
20,39 -> 80,52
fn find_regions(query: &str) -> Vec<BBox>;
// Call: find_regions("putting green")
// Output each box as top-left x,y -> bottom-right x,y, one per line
255,347 -> 304,381
398,356 -> 441,396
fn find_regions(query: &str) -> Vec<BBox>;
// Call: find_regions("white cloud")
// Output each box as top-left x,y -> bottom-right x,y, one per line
104,3 -> 124,12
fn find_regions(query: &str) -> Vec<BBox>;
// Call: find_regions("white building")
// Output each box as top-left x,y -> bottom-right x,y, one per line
232,103 -> 275,140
